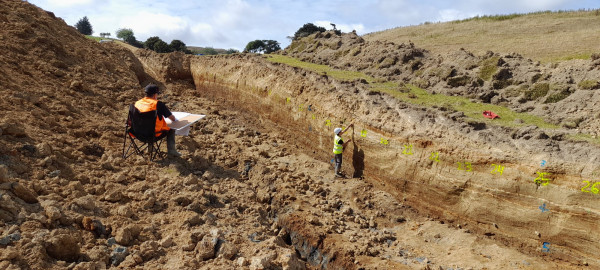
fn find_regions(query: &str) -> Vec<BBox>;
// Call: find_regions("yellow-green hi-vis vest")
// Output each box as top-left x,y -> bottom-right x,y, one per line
333,135 -> 343,154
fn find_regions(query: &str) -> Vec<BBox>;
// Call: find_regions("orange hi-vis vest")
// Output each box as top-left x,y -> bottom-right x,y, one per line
134,97 -> 170,136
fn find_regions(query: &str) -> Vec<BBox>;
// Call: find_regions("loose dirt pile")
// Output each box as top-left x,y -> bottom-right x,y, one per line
286,30 -> 600,134
1,1 -> 599,269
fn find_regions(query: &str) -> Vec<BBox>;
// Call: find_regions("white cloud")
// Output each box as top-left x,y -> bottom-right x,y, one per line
46,0 -> 94,6
314,20 -> 366,34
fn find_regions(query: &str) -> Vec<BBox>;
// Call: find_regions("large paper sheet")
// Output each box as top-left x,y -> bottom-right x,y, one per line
165,112 -> 205,136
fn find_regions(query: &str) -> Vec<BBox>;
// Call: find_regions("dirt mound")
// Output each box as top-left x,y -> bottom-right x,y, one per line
285,31 -> 600,134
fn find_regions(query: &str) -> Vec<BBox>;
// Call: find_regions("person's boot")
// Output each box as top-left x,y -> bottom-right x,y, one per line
166,130 -> 181,157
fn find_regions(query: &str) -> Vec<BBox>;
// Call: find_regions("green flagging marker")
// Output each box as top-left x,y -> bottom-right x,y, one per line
429,152 -> 439,162
361,129 -> 367,137
402,144 -> 414,155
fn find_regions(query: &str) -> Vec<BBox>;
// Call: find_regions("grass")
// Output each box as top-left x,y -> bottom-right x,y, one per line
578,80 -> 599,90
85,35 -> 116,42
266,54 -> 557,129
567,133 -> 600,144
364,9 -> 600,63
479,57 -> 500,81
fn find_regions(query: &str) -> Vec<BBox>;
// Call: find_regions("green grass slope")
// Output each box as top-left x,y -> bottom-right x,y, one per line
364,10 -> 600,63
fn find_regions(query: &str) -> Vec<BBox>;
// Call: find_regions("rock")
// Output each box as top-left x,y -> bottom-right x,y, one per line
43,205 -> 62,223
195,235 -> 218,261
160,236 -> 173,248
202,171 -> 215,180
115,225 -> 141,246
11,183 -> 38,203
74,195 -> 96,211
0,246 -> 19,260
82,217 -> 110,238
276,250 -> 306,270
47,170 -> 61,178
45,231 -> 81,261
250,252 -> 276,270
139,240 -> 160,261
216,241 -> 238,260
36,142 -> 53,156
256,190 -> 271,204
237,257 -> 248,267
87,246 -> 109,266
0,233 -> 20,245
185,214 -> 204,227
110,246 -> 129,266
116,205 -> 133,218
369,217 -> 377,228
0,120 -> 25,137
73,262 -> 106,270
112,173 -> 127,183
104,190 -> 122,202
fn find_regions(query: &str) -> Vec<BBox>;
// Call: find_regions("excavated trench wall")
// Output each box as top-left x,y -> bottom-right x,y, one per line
147,53 -> 598,266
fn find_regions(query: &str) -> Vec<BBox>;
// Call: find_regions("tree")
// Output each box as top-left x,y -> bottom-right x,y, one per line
263,40 -> 281,54
144,36 -> 163,51
244,40 -> 265,53
116,28 -> 134,40
154,40 -> 172,53
225,48 -> 239,54
244,40 -> 280,54
169,40 -> 187,52
75,16 -> 93,35
293,23 -> 325,40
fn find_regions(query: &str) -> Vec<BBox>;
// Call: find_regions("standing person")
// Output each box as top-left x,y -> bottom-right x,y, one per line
134,84 -> 181,157
333,123 -> 353,177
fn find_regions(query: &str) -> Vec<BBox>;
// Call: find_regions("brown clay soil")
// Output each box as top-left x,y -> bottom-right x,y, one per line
0,1 -> 599,270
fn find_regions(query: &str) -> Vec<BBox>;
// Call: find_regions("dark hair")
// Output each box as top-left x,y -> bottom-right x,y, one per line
144,84 -> 160,96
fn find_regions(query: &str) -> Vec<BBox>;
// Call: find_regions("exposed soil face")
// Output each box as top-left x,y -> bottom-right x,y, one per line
1,1 -> 599,270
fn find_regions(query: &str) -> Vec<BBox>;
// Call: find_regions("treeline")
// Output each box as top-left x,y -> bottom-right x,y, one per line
75,15 -> 344,55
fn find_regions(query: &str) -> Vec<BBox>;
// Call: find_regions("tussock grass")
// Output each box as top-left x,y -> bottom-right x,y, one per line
266,55 -> 557,129
364,9 -> 600,63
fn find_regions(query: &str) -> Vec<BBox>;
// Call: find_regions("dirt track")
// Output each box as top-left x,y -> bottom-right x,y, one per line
0,1 -> 599,269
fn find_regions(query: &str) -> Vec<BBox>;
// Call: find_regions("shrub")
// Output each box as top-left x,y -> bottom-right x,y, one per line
524,83 -> 550,100
544,90 -> 571,103
578,80 -> 599,90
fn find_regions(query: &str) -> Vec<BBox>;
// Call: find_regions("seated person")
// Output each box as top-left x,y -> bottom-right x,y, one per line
134,84 -> 181,157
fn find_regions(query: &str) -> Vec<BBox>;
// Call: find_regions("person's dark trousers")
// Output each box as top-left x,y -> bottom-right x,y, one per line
167,129 -> 181,156
334,153 -> 343,175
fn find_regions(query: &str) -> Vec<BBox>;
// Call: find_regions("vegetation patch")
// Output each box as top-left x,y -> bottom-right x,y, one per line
578,80 -> 599,90
478,57 -> 500,81
544,90 -> 572,103
447,76 -> 470,87
567,133 -> 600,145
524,83 -> 550,100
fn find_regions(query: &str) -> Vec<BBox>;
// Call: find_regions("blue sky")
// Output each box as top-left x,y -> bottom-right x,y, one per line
29,0 -> 599,51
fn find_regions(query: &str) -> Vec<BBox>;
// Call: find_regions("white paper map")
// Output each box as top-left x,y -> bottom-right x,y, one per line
165,112 -> 205,136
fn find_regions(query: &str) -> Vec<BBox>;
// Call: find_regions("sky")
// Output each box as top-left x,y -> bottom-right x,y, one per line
28,0 -> 599,51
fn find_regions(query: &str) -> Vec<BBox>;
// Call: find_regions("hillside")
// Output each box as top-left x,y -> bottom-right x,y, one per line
364,10 -> 600,62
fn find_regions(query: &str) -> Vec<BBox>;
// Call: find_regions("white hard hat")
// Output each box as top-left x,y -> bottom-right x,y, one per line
334,128 -> 342,134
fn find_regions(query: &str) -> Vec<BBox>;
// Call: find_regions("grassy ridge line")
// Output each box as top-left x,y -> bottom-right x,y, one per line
267,54 -> 557,129
364,10 -> 600,63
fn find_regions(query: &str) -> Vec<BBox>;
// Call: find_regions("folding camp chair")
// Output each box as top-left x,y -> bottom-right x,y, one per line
122,104 -> 168,161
